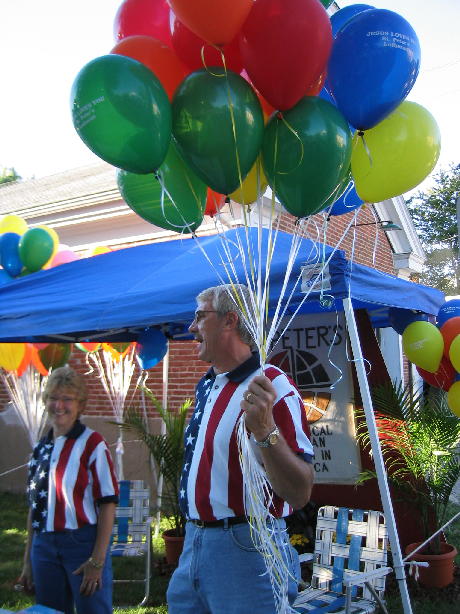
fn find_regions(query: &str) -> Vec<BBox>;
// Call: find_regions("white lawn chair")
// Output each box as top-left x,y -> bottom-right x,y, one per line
294,506 -> 392,614
111,480 -> 153,606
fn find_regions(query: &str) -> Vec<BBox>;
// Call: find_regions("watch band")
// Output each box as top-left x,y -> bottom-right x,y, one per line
255,426 -> 280,448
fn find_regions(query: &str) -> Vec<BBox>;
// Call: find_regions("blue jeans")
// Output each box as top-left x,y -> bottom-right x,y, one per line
167,519 -> 300,614
31,524 -> 112,614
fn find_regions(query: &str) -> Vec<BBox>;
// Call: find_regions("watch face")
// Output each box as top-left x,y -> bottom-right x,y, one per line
268,432 -> 279,445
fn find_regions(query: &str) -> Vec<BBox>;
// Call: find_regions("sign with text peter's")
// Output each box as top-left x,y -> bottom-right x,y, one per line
269,313 -> 361,484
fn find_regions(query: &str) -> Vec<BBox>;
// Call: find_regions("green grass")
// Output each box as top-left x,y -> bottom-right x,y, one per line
0,491 -> 168,613
0,491 -> 459,613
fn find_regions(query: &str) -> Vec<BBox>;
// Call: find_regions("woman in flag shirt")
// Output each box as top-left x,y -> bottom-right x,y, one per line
168,284 -> 315,614
18,366 -> 119,614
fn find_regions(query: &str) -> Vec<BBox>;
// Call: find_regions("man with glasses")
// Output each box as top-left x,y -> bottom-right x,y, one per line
167,284 -> 314,614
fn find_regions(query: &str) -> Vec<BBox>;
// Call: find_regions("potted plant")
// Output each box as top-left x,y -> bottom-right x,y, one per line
356,381 -> 460,587
120,389 -> 191,564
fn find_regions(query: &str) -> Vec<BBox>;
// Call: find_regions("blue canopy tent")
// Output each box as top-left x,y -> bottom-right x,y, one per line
0,226 -> 445,614
0,227 -> 443,342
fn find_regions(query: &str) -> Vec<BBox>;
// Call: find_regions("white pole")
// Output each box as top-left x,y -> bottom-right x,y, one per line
343,298 -> 414,614
153,341 -> 169,538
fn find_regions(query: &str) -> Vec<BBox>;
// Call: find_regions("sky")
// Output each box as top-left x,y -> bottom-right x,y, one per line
0,0 -> 458,188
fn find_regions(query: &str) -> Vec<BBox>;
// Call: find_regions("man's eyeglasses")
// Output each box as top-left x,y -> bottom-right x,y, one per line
192,310 -> 219,323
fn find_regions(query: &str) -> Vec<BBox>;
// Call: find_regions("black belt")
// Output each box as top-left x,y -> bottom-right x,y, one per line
189,515 -> 248,528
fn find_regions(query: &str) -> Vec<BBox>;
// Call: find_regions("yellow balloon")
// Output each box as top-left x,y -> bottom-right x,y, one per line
229,158 -> 267,206
38,225 -> 60,268
449,334 -> 460,373
447,381 -> 460,417
0,343 -> 26,372
402,321 -> 444,373
87,245 -> 111,257
351,101 -> 441,202
0,214 -> 28,235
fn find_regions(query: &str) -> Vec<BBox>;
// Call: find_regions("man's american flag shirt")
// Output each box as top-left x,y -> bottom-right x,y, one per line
180,353 -> 313,522
27,420 -> 119,532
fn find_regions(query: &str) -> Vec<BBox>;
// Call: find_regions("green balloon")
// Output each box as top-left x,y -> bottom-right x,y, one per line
320,0 -> 334,8
39,344 -> 73,370
262,97 -> 352,218
71,55 -> 171,174
118,141 -> 207,233
18,228 -> 54,272
172,68 -> 264,195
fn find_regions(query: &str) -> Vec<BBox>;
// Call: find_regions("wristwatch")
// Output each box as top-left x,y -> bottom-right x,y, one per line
255,426 -> 280,448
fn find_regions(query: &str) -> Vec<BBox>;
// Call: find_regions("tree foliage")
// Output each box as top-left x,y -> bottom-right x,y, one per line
0,167 -> 21,185
407,163 -> 460,294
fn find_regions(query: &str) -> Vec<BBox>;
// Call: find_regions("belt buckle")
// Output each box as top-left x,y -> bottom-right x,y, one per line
195,519 -> 206,528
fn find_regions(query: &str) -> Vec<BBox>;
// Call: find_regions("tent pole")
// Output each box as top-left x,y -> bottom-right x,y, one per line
153,341 -> 169,538
342,298 -> 413,614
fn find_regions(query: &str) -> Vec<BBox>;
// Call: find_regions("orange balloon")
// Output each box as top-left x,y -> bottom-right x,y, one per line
16,344 -> 33,377
440,317 -> 460,357
30,345 -> 49,376
205,189 -> 226,216
111,35 -> 188,100
169,0 -> 253,46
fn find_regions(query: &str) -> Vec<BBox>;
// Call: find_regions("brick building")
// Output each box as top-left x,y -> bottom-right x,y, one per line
0,161 -> 427,493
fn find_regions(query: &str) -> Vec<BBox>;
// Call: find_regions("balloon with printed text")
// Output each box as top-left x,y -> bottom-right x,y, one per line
71,54 -> 171,174
327,9 -> 420,130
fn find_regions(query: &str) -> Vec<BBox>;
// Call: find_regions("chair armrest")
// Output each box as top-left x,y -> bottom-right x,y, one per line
343,566 -> 393,587
298,553 -> 314,564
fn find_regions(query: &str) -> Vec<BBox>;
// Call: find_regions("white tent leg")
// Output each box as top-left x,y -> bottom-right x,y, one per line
154,342 -> 169,538
342,298 -> 413,614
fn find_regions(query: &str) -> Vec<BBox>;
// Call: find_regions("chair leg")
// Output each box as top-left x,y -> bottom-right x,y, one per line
139,525 -> 152,607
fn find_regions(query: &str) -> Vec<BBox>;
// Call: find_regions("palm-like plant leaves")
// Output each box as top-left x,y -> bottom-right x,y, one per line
356,381 -> 460,553
119,388 -> 192,535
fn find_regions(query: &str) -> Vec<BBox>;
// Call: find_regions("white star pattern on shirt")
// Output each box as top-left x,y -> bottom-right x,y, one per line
180,489 -> 185,498
39,490 -> 47,498
39,470 -> 46,479
186,434 -> 194,446
29,480 -> 36,491
42,453 -> 50,461
32,520 -> 39,528
194,410 -> 202,420
29,458 -> 37,467
45,443 -> 53,449
41,510 -> 47,517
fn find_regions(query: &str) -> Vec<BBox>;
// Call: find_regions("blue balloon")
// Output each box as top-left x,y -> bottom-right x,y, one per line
388,307 -> 429,335
437,300 -> 460,328
327,9 -> 421,130
136,327 -> 168,370
0,268 -> 13,286
329,180 -> 363,215
330,4 -> 374,37
0,232 -> 23,277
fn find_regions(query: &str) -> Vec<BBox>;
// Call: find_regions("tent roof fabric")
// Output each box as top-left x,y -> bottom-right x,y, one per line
0,228 -> 444,342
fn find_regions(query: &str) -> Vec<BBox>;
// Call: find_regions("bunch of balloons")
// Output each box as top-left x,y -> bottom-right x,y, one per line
0,215 -> 60,282
391,301 -> 460,417
69,0 -> 441,233
76,328 -> 168,371
0,342 -> 73,376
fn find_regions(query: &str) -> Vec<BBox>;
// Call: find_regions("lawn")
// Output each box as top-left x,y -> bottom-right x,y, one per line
0,490 -> 459,613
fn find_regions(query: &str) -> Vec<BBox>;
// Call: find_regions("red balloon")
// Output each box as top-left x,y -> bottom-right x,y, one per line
417,355 -> 456,391
240,0 -> 332,111
306,69 -> 327,97
171,15 -> 243,73
168,0 -> 253,46
440,317 -> 460,357
240,70 -> 275,119
114,0 -> 172,47
111,35 -> 188,100
205,189 -> 226,216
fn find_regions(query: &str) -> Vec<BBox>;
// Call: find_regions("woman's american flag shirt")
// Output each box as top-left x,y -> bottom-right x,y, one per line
27,420 -> 119,532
